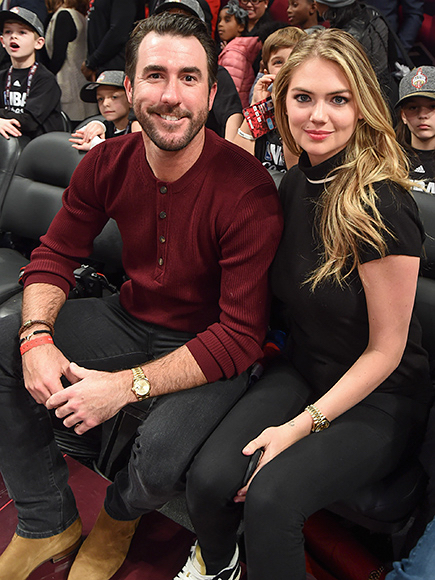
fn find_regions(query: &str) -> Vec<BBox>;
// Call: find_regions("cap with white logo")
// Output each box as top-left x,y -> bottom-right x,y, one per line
396,66 -> 435,107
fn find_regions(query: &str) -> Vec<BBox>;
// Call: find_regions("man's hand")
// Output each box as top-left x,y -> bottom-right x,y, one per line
46,364 -> 134,435
0,117 -> 22,139
81,62 -> 97,82
22,343 -> 71,404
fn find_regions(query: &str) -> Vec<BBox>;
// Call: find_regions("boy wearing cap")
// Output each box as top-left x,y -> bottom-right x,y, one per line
70,70 -> 134,151
0,6 -> 63,140
396,66 -> 435,195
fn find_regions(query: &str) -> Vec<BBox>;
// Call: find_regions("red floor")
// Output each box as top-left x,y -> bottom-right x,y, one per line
0,456 -> 361,580
0,455 -> 202,580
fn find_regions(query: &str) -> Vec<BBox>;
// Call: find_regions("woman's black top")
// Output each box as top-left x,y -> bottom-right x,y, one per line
271,150 -> 432,404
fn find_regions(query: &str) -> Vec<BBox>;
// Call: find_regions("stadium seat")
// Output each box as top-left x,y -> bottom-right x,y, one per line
0,132 -> 84,305
328,189 -> 435,543
0,135 -> 25,212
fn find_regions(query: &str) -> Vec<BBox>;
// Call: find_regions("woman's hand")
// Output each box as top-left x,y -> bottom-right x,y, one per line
234,412 -> 312,502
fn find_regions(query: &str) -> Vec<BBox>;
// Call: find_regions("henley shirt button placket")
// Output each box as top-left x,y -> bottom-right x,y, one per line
158,185 -> 168,270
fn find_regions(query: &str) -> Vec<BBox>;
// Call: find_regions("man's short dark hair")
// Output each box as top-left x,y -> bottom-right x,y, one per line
125,13 -> 218,91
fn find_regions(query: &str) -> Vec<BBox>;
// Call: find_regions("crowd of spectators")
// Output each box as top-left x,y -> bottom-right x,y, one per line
0,0 -> 432,152
0,0 -> 432,142
0,2 -> 434,580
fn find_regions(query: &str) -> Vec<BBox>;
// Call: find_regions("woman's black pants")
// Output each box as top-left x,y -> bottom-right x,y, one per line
185,360 -> 428,580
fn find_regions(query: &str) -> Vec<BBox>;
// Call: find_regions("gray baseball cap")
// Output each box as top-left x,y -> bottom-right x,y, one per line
396,66 -> 435,107
0,6 -> 44,38
80,70 -> 126,103
154,0 -> 205,23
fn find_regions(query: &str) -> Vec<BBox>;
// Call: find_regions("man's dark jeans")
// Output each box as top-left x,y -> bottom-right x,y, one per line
0,294 -> 249,538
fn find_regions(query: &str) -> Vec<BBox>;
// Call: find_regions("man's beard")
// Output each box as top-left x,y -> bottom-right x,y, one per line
133,100 -> 209,152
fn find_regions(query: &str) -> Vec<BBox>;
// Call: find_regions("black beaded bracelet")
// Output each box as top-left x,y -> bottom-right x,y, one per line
19,329 -> 53,345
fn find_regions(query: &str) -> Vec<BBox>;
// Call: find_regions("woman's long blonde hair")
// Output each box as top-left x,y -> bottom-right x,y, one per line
274,28 -> 414,289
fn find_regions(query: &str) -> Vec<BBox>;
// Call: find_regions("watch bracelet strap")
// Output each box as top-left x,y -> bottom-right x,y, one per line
305,404 -> 330,432
132,366 -> 144,380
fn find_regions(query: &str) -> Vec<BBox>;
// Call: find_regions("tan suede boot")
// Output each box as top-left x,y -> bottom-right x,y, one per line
67,507 -> 140,580
0,517 -> 82,580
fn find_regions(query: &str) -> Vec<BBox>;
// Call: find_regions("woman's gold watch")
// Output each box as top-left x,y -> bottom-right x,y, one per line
305,404 -> 330,432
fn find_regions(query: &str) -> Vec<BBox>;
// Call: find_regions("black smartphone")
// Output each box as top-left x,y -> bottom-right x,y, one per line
242,448 -> 264,487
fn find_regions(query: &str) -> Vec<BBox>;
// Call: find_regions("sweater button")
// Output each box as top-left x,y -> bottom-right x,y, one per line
158,257 -> 164,266
160,186 -> 168,194
159,211 -> 167,219
159,236 -> 166,243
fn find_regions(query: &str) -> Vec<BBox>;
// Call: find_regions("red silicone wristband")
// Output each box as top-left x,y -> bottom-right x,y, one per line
20,335 -> 54,355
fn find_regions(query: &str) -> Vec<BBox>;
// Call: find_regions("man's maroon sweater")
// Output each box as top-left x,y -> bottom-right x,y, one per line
23,130 -> 283,382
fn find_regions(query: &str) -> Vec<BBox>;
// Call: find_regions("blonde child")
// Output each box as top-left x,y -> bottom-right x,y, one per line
0,7 -> 63,139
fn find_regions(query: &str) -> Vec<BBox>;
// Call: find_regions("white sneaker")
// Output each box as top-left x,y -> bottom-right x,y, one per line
174,541 -> 241,580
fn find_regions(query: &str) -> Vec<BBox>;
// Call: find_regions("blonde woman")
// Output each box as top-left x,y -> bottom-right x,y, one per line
175,29 -> 433,580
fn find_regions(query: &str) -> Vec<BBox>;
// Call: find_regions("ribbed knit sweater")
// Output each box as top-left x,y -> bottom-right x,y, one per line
23,130 -> 283,383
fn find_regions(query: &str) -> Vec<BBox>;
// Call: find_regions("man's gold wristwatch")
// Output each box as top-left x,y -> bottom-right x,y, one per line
131,366 -> 151,401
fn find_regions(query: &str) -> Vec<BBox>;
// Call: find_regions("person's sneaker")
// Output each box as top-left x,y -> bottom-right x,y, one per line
174,541 -> 241,580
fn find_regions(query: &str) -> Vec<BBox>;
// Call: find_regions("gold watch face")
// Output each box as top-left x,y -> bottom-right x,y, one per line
132,367 -> 151,400
133,378 -> 150,397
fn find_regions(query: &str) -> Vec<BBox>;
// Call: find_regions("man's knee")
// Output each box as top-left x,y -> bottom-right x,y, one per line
124,426 -> 191,500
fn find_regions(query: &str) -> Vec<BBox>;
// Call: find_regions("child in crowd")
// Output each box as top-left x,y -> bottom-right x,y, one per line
217,0 -> 261,107
70,70 -> 135,151
217,0 -> 247,47
0,6 -> 63,140
396,66 -> 435,195
233,26 -> 305,171
287,0 -> 320,30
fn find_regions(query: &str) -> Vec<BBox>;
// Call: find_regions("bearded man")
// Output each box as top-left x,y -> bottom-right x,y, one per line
0,12 -> 282,580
